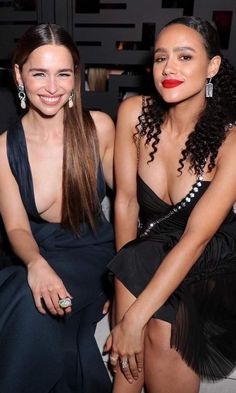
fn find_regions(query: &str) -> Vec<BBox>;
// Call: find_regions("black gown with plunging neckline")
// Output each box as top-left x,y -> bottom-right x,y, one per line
0,121 -> 115,393
109,173 -> 236,381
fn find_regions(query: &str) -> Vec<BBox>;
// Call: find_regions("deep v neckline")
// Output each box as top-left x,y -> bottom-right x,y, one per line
137,174 -> 210,208
18,121 -> 46,221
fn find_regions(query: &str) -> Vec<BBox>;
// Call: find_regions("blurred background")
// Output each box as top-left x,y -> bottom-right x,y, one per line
0,2 -> 236,391
0,0 -> 235,119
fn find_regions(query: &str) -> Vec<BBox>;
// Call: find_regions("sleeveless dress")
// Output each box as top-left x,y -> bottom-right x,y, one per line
109,174 -> 236,381
0,121 -> 115,393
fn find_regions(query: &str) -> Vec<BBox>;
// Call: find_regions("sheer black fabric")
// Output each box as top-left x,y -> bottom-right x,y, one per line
109,174 -> 236,381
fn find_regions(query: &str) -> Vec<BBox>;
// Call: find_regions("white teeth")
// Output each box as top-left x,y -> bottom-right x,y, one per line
40,96 -> 60,103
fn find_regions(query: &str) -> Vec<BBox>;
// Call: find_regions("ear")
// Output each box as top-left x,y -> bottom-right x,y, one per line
14,64 -> 23,86
207,55 -> 221,79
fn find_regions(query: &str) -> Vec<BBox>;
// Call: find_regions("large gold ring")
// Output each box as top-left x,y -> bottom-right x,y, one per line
58,297 -> 72,309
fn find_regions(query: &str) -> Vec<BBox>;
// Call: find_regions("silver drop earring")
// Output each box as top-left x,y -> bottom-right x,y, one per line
68,92 -> 74,108
205,77 -> 213,98
18,85 -> 26,109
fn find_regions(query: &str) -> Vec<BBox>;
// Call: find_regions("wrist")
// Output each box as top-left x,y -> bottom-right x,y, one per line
123,305 -> 148,330
27,256 -> 47,270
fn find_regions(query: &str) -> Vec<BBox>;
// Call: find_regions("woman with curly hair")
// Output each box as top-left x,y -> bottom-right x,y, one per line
105,16 -> 236,393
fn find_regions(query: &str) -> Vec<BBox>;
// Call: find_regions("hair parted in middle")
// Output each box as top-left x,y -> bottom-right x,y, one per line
13,23 -> 100,233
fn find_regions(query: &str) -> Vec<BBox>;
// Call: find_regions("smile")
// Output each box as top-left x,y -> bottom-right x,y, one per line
39,95 -> 62,105
162,80 -> 184,88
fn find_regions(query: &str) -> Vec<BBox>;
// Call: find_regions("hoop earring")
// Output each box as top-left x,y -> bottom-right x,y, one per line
205,77 -> 213,98
68,92 -> 74,108
18,84 -> 27,109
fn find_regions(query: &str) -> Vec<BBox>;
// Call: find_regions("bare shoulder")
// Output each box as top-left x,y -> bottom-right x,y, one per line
90,110 -> 114,132
217,125 -> 236,168
90,110 -> 115,148
118,95 -> 145,121
221,124 -> 236,152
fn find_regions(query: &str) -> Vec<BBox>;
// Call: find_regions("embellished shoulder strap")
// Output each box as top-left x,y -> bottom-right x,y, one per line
139,171 -> 204,238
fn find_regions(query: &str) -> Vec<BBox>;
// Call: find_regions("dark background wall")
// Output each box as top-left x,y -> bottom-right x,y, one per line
0,0 -> 235,119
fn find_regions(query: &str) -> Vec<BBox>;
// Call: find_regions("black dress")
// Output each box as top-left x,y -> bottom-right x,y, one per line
109,174 -> 236,381
0,121 -> 115,393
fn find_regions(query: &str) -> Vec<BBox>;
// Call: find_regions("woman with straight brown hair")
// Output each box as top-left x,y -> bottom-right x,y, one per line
0,24 -> 115,393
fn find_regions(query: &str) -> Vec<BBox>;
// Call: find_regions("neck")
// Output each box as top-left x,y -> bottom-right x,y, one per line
165,93 -> 206,136
22,107 -> 64,137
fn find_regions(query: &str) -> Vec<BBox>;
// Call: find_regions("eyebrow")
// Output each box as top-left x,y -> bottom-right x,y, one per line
154,46 -> 196,54
29,68 -> 74,72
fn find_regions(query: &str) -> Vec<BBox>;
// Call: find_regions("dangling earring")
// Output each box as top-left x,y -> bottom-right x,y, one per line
205,77 -> 213,98
68,92 -> 74,108
18,84 -> 27,109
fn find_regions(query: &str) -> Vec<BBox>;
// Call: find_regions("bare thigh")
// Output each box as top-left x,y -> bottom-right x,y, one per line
144,318 -> 200,393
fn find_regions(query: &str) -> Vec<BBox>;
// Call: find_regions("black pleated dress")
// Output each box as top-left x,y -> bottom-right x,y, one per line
109,174 -> 236,381
0,121 -> 115,393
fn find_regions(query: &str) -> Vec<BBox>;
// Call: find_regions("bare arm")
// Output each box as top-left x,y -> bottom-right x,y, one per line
127,133 -> 236,326
0,133 -> 72,316
105,128 -> 236,379
113,96 -> 143,250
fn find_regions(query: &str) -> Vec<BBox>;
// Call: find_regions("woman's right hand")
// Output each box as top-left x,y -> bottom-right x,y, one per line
104,314 -> 145,383
27,258 -> 72,316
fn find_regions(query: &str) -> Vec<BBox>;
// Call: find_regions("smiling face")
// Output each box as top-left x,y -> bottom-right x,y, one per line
15,44 -> 75,117
153,23 -> 221,104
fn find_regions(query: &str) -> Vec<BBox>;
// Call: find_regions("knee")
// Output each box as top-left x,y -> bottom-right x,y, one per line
145,318 -> 179,360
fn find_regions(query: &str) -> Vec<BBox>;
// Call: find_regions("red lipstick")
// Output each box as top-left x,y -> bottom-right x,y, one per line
162,79 -> 184,88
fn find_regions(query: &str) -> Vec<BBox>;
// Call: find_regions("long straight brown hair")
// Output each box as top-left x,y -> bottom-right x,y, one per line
12,24 -> 100,233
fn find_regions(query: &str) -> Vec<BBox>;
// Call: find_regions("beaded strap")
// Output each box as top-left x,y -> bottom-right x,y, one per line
139,174 -> 203,237
138,121 -> 236,238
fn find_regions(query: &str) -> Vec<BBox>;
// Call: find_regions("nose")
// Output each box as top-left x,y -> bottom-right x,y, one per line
45,76 -> 58,94
162,57 -> 177,76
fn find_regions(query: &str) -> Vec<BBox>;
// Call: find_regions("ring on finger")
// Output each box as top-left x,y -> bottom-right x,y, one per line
110,355 -> 118,364
58,297 -> 72,309
120,359 -> 129,369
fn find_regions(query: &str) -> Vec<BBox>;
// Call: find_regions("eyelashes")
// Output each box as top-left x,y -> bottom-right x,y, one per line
31,72 -> 72,78
154,54 -> 193,63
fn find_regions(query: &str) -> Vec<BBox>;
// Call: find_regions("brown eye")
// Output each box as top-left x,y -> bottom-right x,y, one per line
32,72 -> 45,77
179,55 -> 192,61
154,57 -> 166,63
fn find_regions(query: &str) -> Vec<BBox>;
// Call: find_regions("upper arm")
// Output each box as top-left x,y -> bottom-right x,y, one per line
0,133 -> 31,234
114,96 -> 143,205
91,110 -> 115,189
184,129 -> 236,244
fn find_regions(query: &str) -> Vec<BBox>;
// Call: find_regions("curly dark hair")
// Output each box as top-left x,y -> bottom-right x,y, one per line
136,16 -> 236,175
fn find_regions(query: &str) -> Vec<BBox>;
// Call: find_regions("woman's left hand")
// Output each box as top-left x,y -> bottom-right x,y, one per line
104,316 -> 145,383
